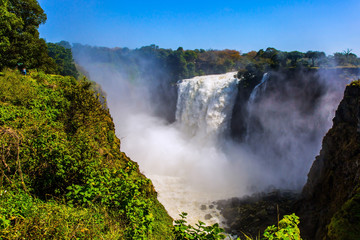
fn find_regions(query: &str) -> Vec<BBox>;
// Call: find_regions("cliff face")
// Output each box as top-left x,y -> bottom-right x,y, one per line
298,81 -> 360,239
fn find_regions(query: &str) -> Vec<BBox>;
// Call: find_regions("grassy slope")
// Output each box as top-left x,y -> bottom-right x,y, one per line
0,69 -> 173,239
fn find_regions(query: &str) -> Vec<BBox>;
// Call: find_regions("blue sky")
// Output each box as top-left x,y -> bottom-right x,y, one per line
38,0 -> 360,55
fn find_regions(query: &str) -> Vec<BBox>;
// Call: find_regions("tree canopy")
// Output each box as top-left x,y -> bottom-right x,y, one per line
47,42 -> 79,78
0,0 -> 56,71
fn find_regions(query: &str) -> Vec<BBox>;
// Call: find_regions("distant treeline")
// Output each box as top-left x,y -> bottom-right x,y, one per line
51,42 -> 359,122
244,48 -> 360,70
63,42 -> 360,82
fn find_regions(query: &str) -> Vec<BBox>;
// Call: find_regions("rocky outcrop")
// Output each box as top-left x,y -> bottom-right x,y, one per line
298,81 -> 360,239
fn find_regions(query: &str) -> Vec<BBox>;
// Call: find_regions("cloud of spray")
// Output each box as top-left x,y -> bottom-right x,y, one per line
73,47 -> 357,200
243,69 -> 354,191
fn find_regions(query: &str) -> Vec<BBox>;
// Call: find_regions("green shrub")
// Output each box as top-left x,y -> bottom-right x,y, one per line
262,214 -> 302,240
173,212 -> 226,240
173,213 -> 303,240
0,189 -> 126,239
327,192 -> 360,240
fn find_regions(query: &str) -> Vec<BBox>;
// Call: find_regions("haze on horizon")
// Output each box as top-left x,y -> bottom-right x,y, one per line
39,0 -> 360,55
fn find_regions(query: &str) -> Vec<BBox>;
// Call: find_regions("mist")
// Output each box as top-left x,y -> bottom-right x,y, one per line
72,46 -> 357,223
243,69 -> 351,190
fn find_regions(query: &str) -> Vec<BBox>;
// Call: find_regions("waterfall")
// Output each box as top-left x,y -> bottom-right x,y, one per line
144,71 -> 243,226
245,72 -> 269,141
176,72 -> 239,140
249,72 -> 269,103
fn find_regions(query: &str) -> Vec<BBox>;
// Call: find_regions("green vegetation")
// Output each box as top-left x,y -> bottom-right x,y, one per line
173,212 -> 226,239
71,44 -> 360,84
327,192 -> 360,240
244,48 -> 360,70
172,213 -> 302,240
0,189 -> 126,239
349,79 -> 360,87
0,0 -> 56,72
262,214 -> 302,240
47,42 -> 79,78
71,44 -> 244,82
0,69 -> 173,239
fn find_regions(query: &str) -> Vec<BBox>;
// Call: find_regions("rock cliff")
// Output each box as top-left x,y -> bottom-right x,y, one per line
298,81 -> 360,239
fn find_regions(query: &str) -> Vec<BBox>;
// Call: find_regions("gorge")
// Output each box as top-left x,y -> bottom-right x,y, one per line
73,48 -> 359,238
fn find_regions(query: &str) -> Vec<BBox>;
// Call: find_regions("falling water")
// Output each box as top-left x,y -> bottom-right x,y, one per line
248,72 -> 270,103
245,72 -> 269,142
176,72 -> 239,140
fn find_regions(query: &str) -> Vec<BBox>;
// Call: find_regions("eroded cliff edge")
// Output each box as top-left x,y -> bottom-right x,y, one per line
298,80 -> 360,239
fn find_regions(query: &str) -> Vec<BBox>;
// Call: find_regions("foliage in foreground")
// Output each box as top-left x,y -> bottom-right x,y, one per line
262,214 -> 302,240
0,189 -> 126,239
173,212 -> 226,240
173,212 -> 302,240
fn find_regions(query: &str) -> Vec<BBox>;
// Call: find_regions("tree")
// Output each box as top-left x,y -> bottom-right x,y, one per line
47,42 -> 79,78
263,48 -> 287,69
184,50 -> 198,62
0,0 -> 23,69
245,51 -> 258,59
187,62 -> 196,78
287,51 -> 305,67
166,51 -> 188,80
7,0 -> 46,29
334,49 -> 360,66
305,51 -> 326,67
0,0 -> 56,71
57,40 -> 72,49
